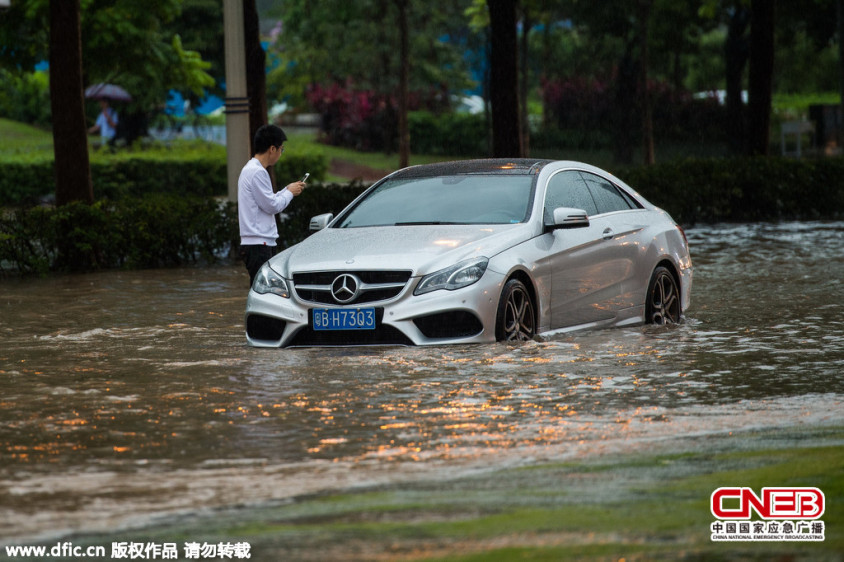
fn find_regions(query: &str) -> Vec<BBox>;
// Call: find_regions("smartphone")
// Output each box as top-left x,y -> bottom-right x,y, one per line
300,172 -> 310,183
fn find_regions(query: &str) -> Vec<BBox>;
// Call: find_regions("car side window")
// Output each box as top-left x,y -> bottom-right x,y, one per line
579,172 -> 634,214
544,171 -> 598,223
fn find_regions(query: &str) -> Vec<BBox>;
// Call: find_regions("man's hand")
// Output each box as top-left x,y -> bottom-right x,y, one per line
286,181 -> 306,196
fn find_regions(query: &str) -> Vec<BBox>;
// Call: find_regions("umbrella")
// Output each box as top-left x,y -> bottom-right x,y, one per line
85,83 -> 132,102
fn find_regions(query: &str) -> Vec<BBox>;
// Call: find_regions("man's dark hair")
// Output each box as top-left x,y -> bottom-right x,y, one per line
253,124 -> 288,155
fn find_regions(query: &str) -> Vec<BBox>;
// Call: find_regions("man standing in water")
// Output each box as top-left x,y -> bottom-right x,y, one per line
238,124 -> 306,286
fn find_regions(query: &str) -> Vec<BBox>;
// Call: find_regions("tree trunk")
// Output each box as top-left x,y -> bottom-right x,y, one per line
613,48 -> 638,165
50,0 -> 92,206
725,7 -> 750,154
838,0 -> 844,150
746,0 -> 775,156
244,0 -> 266,146
487,0 -> 523,157
519,9 -> 532,156
397,0 -> 410,168
638,0 -> 654,165
541,21 -> 552,129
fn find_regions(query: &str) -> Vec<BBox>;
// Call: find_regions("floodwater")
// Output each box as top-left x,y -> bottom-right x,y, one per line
0,221 -> 842,543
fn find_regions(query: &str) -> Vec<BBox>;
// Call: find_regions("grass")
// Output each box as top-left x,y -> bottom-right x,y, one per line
228,438 -> 843,561
0,110 -> 829,184
285,130 -> 447,169
284,130 -> 455,181
0,118 -> 53,154
772,91 -> 840,116
0,118 -> 450,181
50,426 -> 843,561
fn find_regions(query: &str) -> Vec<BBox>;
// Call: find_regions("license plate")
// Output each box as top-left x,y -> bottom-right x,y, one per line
312,308 -> 376,331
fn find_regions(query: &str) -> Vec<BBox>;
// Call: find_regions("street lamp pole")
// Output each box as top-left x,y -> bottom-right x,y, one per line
223,0 -> 250,202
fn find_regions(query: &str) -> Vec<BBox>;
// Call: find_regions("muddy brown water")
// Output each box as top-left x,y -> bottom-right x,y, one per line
0,221 -> 842,542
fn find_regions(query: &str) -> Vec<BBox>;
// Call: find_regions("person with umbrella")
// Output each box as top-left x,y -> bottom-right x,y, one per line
85,84 -> 131,144
88,99 -> 118,142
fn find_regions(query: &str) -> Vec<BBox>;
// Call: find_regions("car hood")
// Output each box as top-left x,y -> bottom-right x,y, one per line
271,224 -> 534,276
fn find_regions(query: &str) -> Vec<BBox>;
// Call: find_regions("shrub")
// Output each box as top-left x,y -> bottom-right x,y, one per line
276,181 -> 369,247
305,81 -> 451,152
0,145 -> 328,206
0,194 -> 238,274
408,111 -> 488,156
3,157 -> 842,276
0,182 -> 367,275
619,157 -> 844,224
0,156 -> 54,205
531,128 -> 611,151
0,70 -> 51,128
540,76 -> 613,136
537,76 -> 729,150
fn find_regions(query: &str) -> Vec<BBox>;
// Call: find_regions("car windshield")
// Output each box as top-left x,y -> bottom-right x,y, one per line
335,175 -> 535,228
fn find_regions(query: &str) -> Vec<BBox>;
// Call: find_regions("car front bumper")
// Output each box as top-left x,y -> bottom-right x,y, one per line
245,269 -> 507,347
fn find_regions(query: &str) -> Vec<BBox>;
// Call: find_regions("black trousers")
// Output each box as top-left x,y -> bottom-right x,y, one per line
239,244 -> 275,287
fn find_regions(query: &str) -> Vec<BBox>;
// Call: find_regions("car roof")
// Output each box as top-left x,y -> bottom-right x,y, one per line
389,158 -> 554,179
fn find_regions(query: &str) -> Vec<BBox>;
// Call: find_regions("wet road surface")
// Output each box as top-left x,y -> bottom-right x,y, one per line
0,221 -> 842,542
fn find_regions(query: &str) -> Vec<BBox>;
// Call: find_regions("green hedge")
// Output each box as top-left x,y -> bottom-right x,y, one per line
409,111 -> 488,156
0,183 -> 367,275
276,181 -> 369,247
532,127 -> 612,151
620,156 -> 844,224
0,146 -> 328,205
0,194 -> 238,274
3,157 -> 843,275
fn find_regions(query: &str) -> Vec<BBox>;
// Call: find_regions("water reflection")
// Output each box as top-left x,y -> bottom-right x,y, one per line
0,221 -> 842,541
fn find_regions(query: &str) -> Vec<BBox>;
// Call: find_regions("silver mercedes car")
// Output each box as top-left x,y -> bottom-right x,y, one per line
245,159 -> 692,347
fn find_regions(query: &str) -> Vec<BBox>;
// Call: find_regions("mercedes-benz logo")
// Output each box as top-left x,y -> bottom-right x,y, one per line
331,273 -> 361,304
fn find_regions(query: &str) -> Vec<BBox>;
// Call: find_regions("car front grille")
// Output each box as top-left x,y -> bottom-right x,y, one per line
292,270 -> 413,305
289,326 -> 414,347
287,306 -> 414,346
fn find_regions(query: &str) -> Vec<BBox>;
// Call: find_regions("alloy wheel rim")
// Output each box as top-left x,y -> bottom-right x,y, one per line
504,286 -> 535,340
650,272 -> 680,324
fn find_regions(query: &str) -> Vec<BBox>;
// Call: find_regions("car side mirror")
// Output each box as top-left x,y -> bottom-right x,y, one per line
309,213 -> 334,231
545,207 -> 590,231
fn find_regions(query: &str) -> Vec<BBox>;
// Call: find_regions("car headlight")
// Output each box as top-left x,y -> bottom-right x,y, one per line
252,262 -> 290,298
414,257 -> 488,295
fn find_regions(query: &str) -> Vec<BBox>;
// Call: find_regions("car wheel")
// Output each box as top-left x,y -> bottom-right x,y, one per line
646,266 -> 681,324
495,279 -> 536,341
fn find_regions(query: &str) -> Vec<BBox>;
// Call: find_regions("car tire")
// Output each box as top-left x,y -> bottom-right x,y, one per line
645,266 -> 681,324
495,278 -> 536,341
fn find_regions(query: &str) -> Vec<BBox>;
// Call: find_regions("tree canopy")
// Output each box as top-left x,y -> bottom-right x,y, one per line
1,0 -> 840,164
263,0 -> 476,108
0,0 -> 214,110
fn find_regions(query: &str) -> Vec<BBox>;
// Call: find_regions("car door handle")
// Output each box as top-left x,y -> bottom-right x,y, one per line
602,227 -> 614,240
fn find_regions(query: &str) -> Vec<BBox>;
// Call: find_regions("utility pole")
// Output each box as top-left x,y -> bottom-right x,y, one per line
223,0 -> 250,202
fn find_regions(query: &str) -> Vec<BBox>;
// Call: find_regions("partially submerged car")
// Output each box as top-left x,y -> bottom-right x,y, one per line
245,159 -> 692,347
